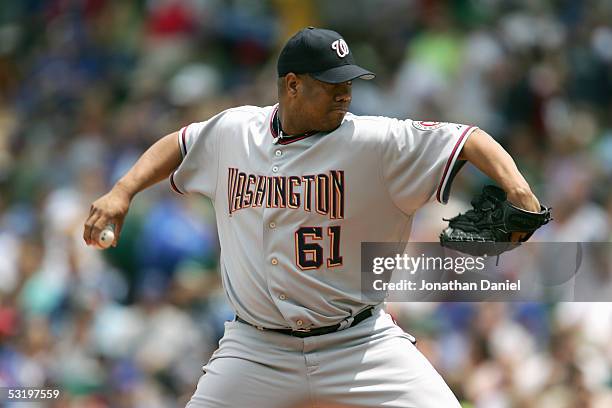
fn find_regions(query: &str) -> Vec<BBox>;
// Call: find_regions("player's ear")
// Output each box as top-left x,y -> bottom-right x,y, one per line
285,73 -> 300,97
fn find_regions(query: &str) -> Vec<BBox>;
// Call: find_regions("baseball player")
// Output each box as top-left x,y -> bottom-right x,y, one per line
84,27 -> 541,407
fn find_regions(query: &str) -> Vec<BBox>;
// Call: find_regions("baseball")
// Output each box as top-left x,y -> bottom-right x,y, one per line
98,225 -> 115,249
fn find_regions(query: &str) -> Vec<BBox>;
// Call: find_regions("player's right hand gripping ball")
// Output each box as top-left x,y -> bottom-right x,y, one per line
98,225 -> 115,249
439,185 -> 552,256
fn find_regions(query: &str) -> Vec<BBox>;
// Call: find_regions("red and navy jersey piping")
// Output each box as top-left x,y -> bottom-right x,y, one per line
170,172 -> 184,195
179,126 -> 188,157
436,125 -> 474,203
171,125 -> 189,195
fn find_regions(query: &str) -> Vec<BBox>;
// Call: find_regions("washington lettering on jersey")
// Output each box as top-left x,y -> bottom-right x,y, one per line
227,168 -> 345,220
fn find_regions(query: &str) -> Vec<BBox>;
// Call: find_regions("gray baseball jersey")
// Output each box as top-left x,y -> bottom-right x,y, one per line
170,104 -> 477,330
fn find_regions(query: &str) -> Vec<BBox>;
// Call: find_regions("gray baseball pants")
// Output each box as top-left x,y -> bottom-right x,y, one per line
186,307 -> 461,408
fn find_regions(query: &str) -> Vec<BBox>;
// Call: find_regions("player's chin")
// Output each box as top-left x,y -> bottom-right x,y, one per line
325,110 -> 346,129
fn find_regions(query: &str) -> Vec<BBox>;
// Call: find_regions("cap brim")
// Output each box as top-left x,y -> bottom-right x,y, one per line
311,64 -> 375,84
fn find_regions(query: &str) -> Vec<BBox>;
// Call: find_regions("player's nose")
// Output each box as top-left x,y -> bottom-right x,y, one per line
335,94 -> 351,104
334,82 -> 352,103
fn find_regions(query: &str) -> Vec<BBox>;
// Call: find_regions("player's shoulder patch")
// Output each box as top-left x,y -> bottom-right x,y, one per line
411,121 -> 447,131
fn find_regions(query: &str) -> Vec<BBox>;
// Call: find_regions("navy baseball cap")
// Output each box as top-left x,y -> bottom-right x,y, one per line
277,27 -> 375,84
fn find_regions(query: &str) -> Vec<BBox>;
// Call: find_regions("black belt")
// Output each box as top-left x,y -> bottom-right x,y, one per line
236,306 -> 375,338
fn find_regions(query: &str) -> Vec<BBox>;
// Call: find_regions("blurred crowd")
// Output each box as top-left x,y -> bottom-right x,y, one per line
0,0 -> 611,407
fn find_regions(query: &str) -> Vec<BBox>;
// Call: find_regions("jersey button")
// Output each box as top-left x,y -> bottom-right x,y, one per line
272,166 -> 279,173
271,258 -> 278,265
296,320 -> 303,326
269,222 -> 276,229
275,150 -> 282,157
279,294 -> 287,300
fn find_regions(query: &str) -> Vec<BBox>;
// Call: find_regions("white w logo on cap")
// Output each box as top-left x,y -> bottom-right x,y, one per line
331,39 -> 349,58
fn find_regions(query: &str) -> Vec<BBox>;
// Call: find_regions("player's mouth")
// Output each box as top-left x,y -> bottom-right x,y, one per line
330,106 -> 349,113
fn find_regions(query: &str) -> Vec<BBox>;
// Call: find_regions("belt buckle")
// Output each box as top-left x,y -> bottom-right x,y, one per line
293,327 -> 311,333
338,316 -> 354,330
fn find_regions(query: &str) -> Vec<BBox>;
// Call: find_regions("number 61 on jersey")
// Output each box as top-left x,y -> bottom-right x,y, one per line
295,226 -> 342,270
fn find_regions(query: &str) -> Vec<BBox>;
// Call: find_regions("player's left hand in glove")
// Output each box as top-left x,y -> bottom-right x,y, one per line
439,185 -> 552,256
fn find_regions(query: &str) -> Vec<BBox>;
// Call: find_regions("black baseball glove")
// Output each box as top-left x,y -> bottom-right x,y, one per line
439,185 -> 552,256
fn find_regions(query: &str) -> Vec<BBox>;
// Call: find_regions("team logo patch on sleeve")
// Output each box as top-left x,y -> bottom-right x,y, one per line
412,121 -> 447,131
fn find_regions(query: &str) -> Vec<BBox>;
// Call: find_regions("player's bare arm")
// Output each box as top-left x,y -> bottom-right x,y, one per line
458,128 -> 540,212
83,131 -> 182,247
